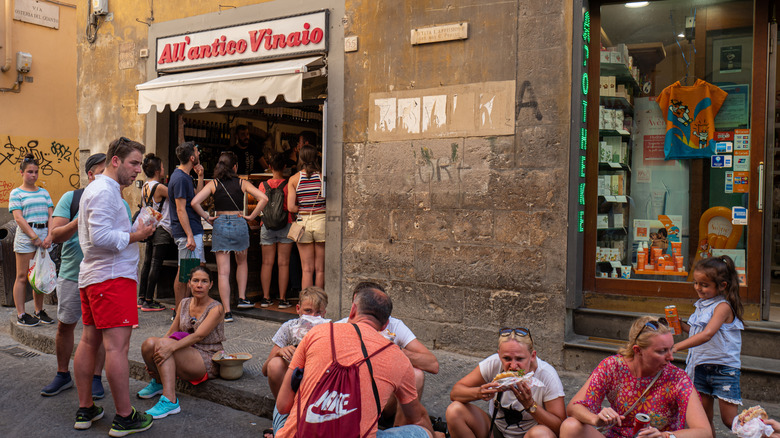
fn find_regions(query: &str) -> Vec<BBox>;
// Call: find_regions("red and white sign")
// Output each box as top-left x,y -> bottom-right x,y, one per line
156,11 -> 328,72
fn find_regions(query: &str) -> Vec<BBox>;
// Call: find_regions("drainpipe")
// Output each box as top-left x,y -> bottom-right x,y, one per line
1,0 -> 11,73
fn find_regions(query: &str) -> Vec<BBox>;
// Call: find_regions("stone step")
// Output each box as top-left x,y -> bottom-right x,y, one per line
563,335 -> 780,403
572,307 -> 780,360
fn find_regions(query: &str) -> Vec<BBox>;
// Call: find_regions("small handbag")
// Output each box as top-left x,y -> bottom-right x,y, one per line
287,175 -> 322,242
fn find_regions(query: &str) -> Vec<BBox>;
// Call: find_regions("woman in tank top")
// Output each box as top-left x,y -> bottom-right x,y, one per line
191,151 -> 267,322
287,145 -> 326,289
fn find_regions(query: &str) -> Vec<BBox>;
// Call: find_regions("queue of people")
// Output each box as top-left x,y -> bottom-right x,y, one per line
9,140 -> 779,438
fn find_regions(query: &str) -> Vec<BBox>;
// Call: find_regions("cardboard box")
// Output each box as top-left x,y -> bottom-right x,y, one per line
599,141 -> 612,162
600,50 -> 611,63
597,214 -> 609,229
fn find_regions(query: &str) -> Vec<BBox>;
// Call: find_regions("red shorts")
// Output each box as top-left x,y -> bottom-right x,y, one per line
80,278 -> 138,329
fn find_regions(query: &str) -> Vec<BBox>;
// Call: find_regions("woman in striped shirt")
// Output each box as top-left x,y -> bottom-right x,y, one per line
9,153 -> 54,326
286,145 -> 326,289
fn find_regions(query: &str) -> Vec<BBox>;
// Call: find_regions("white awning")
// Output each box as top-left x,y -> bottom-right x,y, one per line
136,56 -> 325,114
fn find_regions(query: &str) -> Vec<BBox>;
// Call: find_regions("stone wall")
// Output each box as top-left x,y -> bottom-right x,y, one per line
342,0 -> 574,363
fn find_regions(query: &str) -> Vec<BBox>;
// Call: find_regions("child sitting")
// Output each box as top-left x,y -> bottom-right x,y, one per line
262,286 -> 329,398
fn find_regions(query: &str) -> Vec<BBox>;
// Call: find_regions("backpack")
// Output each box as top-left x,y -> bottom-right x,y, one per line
51,188 -> 85,275
295,323 -> 393,438
131,182 -> 161,243
262,179 -> 288,231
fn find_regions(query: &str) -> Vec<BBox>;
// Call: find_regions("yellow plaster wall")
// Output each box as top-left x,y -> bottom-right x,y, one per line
0,2 -> 78,211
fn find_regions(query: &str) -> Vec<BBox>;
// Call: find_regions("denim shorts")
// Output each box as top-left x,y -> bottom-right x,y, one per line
260,223 -> 293,245
14,227 -> 48,253
211,215 -> 249,252
175,234 -> 205,264
693,364 -> 742,405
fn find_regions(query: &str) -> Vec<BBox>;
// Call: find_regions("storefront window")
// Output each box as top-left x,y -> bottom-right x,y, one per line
593,0 -> 754,285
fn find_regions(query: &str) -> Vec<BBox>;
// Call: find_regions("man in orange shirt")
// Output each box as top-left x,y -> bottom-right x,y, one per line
275,284 -> 434,438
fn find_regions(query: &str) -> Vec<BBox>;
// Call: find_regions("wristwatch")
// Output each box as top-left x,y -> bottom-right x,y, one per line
528,402 -> 537,414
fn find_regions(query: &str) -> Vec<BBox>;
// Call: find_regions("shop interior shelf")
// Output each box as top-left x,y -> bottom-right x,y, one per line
633,269 -> 689,276
599,162 -> 630,171
599,129 -> 631,137
598,195 -> 629,203
600,62 -> 640,88
599,96 -> 633,115
597,227 -> 627,233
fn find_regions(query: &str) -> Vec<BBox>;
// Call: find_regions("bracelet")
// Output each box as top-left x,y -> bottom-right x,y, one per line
31,235 -> 40,241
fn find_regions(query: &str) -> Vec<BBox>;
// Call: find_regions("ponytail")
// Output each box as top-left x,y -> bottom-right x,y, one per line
693,255 -> 743,321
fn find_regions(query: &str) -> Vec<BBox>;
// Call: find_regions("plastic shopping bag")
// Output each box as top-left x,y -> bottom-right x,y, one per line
28,247 -> 57,294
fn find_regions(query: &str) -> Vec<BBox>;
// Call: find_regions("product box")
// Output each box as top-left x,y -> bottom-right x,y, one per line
600,76 -> 610,96
597,214 -> 609,229
598,176 -> 608,196
620,142 -> 628,164
610,175 -> 619,195
607,76 -> 616,97
610,51 -> 622,65
613,213 -> 625,228
600,50 -> 611,64
599,142 -> 612,162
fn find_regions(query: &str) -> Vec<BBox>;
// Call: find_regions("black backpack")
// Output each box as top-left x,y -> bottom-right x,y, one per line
262,179 -> 288,231
51,188 -> 84,274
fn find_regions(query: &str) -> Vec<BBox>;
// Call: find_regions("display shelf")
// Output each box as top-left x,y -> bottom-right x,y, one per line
599,129 -> 631,137
596,227 -> 628,233
600,62 -> 640,88
634,269 -> 689,276
600,96 -> 634,115
599,195 -> 629,203
599,162 -> 630,171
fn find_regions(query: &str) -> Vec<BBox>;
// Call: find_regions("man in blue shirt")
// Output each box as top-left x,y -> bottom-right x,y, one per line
167,141 -> 204,312
40,153 -> 108,399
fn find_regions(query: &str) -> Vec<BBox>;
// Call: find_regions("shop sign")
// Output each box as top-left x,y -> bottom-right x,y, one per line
14,0 -> 59,29
732,207 -> 747,225
710,155 -> 732,168
577,9 -> 591,233
156,11 -> 328,72
411,23 -> 468,45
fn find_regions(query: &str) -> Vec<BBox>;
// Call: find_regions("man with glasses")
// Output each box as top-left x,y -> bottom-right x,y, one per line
168,141 -> 205,315
73,138 -> 156,436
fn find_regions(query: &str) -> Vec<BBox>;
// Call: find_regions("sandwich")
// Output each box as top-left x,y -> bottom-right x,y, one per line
736,406 -> 768,426
493,369 -> 526,382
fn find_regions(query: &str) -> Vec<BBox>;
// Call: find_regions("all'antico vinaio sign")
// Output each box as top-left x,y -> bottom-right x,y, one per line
156,10 -> 328,72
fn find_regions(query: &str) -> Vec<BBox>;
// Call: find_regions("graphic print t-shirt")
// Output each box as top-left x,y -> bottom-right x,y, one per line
657,79 -> 728,160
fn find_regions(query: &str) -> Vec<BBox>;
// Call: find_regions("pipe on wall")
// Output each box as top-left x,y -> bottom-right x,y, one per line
1,0 -> 11,72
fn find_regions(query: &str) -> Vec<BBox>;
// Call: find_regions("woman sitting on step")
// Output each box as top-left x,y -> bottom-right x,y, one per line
137,266 -> 225,419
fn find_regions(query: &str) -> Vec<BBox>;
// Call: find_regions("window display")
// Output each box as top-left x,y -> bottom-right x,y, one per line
592,0 -> 754,286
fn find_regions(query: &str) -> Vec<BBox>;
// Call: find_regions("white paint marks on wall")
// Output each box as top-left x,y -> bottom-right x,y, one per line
479,94 -> 495,127
374,98 -> 397,132
398,98 -> 421,134
422,95 -> 447,132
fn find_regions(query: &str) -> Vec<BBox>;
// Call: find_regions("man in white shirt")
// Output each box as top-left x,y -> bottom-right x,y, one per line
337,281 -> 439,426
72,137 -> 155,436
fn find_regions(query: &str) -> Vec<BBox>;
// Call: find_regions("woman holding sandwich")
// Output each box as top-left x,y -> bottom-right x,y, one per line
446,327 -> 566,438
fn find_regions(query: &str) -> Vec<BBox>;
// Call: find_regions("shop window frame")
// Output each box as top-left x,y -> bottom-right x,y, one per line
582,0 -> 769,304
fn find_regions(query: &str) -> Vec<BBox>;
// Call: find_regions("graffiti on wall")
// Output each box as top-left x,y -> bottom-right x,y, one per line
0,135 -> 80,207
415,143 -> 471,183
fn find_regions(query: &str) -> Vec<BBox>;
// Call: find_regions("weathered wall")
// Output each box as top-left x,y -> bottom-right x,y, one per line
0,2 -> 78,223
342,0 -> 573,362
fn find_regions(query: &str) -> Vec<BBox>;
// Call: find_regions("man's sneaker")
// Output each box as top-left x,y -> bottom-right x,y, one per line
278,300 -> 293,309
74,404 -> 104,430
109,407 -> 153,437
224,312 -> 234,323
137,297 -> 144,309
92,375 -> 105,400
41,371 -> 73,396
145,395 -> 181,419
141,300 -> 166,312
17,313 -> 39,327
259,298 -> 272,308
136,379 -> 163,399
34,309 -> 54,324
237,298 -> 253,309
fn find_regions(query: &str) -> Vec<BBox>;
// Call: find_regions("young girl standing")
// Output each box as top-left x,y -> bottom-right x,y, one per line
673,255 -> 743,435
9,153 -> 55,326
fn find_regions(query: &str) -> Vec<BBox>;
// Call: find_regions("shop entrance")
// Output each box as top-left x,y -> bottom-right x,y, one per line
167,100 -> 326,316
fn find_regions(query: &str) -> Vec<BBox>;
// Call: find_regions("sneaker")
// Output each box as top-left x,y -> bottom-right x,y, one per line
145,395 -> 181,419
74,404 -> 104,430
224,312 -> 234,323
109,407 -> 153,437
16,313 -> 39,327
41,371 -> 73,396
35,309 -> 55,324
259,298 -> 272,308
141,300 -> 166,312
277,300 -> 293,309
137,297 -> 144,309
136,379 -> 163,399
237,298 -> 253,309
92,375 -> 105,400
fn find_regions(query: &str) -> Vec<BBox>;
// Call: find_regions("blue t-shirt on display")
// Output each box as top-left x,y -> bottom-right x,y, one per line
168,167 -> 203,239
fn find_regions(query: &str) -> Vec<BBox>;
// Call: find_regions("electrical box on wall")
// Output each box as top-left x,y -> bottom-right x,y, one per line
92,0 -> 108,15
685,16 -> 695,41
16,52 -> 32,73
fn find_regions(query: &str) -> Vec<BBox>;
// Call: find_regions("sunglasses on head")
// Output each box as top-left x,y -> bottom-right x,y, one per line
499,327 -> 531,338
632,318 -> 669,345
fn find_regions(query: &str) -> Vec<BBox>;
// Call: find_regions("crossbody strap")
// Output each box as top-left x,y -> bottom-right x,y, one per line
353,323 -> 383,420
488,391 -> 503,437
